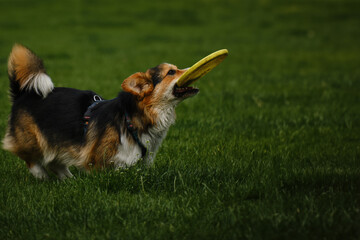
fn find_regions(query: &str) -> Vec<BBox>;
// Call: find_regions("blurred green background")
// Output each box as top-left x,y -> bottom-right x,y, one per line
0,0 -> 359,239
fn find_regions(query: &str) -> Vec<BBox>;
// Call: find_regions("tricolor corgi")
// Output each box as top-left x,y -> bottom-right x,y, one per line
2,44 -> 199,179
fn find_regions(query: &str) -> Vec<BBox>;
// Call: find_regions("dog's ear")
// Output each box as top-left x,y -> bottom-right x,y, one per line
121,72 -> 153,100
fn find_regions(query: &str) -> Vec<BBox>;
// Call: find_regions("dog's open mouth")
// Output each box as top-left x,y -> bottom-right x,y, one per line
173,85 -> 199,98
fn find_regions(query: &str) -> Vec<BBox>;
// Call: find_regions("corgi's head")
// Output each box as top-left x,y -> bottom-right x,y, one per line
121,63 -> 199,108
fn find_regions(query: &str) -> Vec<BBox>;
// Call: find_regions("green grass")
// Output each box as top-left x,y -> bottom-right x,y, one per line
1,0 -> 360,239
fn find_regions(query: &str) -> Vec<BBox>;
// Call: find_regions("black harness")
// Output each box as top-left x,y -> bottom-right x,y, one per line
83,95 -> 104,132
83,95 -> 147,158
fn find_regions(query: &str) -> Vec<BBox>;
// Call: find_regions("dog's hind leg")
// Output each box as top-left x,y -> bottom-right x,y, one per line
47,162 -> 73,180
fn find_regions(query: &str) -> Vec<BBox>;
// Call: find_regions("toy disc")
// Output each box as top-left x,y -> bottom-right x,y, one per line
176,49 -> 228,87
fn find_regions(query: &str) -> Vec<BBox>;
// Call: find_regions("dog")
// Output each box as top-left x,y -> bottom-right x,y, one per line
2,44 -> 199,179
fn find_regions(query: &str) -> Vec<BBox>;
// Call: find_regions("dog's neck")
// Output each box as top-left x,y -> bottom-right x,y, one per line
133,99 -> 177,134
140,105 -> 176,164
151,105 -> 176,131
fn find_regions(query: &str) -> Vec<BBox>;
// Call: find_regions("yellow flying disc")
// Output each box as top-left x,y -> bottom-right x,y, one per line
176,49 -> 228,87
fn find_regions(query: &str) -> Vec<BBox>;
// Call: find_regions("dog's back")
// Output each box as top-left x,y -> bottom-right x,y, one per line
13,88 -> 99,143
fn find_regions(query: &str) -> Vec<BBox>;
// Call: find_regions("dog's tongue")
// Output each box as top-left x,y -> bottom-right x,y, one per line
176,49 -> 228,87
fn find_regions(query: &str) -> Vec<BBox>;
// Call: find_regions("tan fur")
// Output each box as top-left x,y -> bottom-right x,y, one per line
80,124 -> 120,169
3,112 -> 121,171
3,110 -> 44,168
142,64 -> 186,112
123,64 -> 187,134
8,44 -> 45,89
121,72 -> 153,100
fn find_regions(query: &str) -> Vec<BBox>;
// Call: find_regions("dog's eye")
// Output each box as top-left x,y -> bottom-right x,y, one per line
167,69 -> 176,76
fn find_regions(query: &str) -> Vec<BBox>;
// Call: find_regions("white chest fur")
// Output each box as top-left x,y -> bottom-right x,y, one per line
112,106 -> 176,168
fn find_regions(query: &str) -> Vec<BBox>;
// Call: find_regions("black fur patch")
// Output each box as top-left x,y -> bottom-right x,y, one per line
89,91 -> 138,140
9,87 -> 139,147
10,88 -> 97,145
8,73 -> 20,102
148,65 -> 163,87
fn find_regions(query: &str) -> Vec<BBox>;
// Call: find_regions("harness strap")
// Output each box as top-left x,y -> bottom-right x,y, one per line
124,112 -> 147,158
83,95 -> 104,134
83,94 -> 147,158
